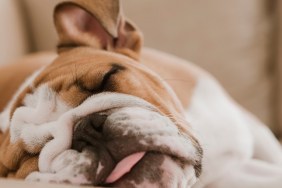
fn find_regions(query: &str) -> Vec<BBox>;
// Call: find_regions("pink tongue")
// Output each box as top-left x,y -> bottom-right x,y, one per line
105,152 -> 146,184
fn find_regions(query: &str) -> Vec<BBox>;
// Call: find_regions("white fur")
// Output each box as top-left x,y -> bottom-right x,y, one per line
187,76 -> 282,188
106,107 -> 199,163
129,180 -> 160,188
11,84 -> 71,144
0,66 -> 47,132
96,162 -> 104,175
160,156 -> 197,188
26,150 -> 92,185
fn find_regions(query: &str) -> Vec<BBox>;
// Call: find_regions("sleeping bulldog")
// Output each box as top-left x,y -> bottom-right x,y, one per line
0,0 -> 282,187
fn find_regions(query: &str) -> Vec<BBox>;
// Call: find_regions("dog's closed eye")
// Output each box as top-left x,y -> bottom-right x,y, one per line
99,63 -> 126,91
74,63 -> 125,94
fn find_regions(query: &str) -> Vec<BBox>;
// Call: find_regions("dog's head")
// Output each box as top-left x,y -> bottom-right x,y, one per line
0,0 -> 202,187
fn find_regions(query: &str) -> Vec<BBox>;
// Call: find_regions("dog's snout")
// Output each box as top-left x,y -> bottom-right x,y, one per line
72,113 -> 107,152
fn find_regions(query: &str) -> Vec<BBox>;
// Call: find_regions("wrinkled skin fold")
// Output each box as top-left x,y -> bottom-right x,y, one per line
23,93 -> 201,187
1,88 -> 201,187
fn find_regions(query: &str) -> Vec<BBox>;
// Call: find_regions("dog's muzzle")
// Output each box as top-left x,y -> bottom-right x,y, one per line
10,85 -> 201,187
71,106 -> 201,187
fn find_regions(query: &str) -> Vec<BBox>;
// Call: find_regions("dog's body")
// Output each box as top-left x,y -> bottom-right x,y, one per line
1,0 -> 282,187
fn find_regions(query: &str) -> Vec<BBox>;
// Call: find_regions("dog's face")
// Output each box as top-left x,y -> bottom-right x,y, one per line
0,0 -> 202,187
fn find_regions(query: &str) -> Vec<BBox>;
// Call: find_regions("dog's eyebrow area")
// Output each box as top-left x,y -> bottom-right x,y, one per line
110,63 -> 126,71
103,63 -> 126,81
99,63 -> 126,90
73,63 -> 126,95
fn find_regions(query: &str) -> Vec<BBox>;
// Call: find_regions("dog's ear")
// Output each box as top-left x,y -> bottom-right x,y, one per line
54,0 -> 143,59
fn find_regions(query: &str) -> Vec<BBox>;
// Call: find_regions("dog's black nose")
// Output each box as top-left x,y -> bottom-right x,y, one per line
72,113 -> 107,152
78,113 -> 107,133
87,113 -> 107,133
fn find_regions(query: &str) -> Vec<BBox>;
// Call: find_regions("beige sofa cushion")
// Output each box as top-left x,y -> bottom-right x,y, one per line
21,0 -> 61,51
0,1 -> 29,64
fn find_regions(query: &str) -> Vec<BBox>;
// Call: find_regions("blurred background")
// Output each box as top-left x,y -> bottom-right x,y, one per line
0,0 -> 282,137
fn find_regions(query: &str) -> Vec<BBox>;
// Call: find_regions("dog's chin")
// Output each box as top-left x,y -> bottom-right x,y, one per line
106,152 -> 198,188
106,152 -> 168,187
44,149 -> 197,188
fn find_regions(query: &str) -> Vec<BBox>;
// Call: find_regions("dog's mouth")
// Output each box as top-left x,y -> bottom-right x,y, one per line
10,86 -> 201,187
105,151 -> 146,184
70,111 -> 149,186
